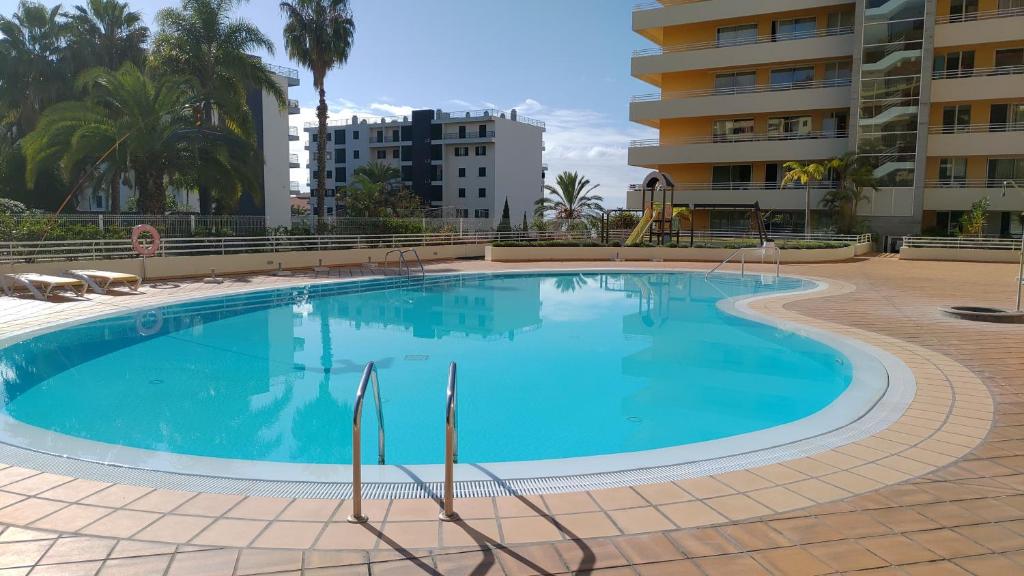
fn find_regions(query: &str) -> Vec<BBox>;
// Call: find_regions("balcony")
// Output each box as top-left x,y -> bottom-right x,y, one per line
368,136 -> 409,147
287,99 -> 300,115
632,27 -> 855,85
632,0 -> 848,41
923,179 -> 1024,211
630,78 -> 851,125
289,181 -> 301,194
288,153 -> 300,168
935,7 -> 1024,47
625,181 -> 837,210
926,123 -> 1024,157
288,126 -> 299,141
628,130 -> 850,167
441,131 -> 496,142
931,65 -> 1024,102
265,63 -> 300,87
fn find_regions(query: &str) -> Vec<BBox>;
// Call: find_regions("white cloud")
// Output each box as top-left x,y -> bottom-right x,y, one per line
288,97 -> 655,208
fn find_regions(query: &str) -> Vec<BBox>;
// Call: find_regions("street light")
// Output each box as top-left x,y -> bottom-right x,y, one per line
1002,180 -> 1023,311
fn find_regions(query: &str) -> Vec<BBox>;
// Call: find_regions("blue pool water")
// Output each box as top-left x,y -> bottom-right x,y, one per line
0,272 -> 852,466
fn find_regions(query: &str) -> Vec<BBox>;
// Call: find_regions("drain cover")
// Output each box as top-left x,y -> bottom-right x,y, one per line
404,355 -> 429,361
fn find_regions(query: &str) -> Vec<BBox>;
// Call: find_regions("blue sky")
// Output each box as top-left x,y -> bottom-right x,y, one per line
1,0 -> 657,207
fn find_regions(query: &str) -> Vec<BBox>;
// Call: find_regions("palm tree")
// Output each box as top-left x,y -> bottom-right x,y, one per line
151,0 -> 286,214
22,63 -> 260,215
64,0 -> 150,73
819,153 -> 878,234
780,160 -> 826,236
280,0 -> 355,226
352,159 -> 399,190
535,171 -> 605,226
0,2 -> 69,137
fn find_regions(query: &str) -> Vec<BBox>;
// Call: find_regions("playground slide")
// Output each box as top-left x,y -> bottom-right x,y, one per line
625,208 -> 655,246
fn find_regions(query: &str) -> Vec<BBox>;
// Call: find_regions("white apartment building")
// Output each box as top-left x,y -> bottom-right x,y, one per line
304,108 -> 546,229
77,63 -> 301,227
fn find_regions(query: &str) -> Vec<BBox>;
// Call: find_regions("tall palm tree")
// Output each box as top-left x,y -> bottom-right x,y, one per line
535,171 -> 605,226
151,0 -> 286,214
22,63 -> 260,215
65,0 -> 149,73
0,2 -> 69,137
819,153 -> 878,233
780,160 -> 826,236
353,159 -> 399,190
280,0 -> 355,226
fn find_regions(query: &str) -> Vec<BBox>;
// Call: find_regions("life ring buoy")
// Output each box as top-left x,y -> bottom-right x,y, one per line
131,225 -> 161,257
136,309 -> 163,336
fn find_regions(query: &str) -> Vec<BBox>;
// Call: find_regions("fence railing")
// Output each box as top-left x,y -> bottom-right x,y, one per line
630,130 -> 849,148
628,182 -> 839,192
902,236 -> 1021,250
631,78 -> 852,102
935,6 -> 1024,24
932,64 -> 1024,80
922,178 -> 1023,188
0,230 -> 584,264
928,122 -> 1024,134
9,214 -> 275,237
633,26 -> 853,57
604,228 -> 870,245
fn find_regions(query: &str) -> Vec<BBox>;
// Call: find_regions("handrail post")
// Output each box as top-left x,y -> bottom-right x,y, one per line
440,362 -> 459,521
348,362 -> 385,524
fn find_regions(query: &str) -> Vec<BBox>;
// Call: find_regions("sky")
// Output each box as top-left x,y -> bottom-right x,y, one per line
0,0 -> 658,208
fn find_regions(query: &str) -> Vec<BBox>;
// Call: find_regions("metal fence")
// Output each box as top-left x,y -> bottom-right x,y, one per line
604,228 -> 871,246
902,236 -> 1022,250
0,230 -> 586,264
8,214 -> 274,237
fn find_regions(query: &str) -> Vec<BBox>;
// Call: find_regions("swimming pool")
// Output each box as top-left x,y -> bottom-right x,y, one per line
0,271 -> 894,486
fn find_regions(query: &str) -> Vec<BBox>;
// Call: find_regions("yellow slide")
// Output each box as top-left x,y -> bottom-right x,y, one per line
626,208 -> 655,246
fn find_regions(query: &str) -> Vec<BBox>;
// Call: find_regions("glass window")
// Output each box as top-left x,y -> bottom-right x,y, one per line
353,150 -> 359,159
936,50 -> 975,77
949,0 -> 979,21
714,71 -> 757,92
995,48 -> 1024,68
334,148 -> 345,164
823,111 -> 848,135
1000,0 -> 1024,9
455,208 -> 468,218
938,158 -> 968,185
824,61 -> 852,82
765,163 -> 780,185
826,11 -> 853,30
773,17 -> 816,40
475,145 -> 487,156
458,168 -> 466,177
716,24 -> 758,46
942,104 -> 971,133
989,103 -> 1024,131
478,187 -> 486,198
352,130 -> 359,140
767,116 -> 813,136
474,209 -> 490,219
988,158 -> 1024,185
458,188 -> 466,198
478,167 -> 486,177
711,165 -> 752,189
712,118 -> 754,140
770,66 -> 815,88
376,150 -> 386,159
392,149 -> 399,159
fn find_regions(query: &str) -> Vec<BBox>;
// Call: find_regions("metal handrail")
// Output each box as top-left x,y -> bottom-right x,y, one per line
705,242 -> 780,280
633,26 -> 853,57
631,77 -> 852,102
347,362 -> 385,524
933,64 -> 1024,79
936,6 -> 1024,24
928,122 -> 1024,134
402,249 -> 426,277
440,362 -> 459,521
630,130 -> 848,148
383,249 -> 408,275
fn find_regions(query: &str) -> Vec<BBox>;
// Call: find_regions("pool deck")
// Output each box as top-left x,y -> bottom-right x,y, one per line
0,256 -> 1020,575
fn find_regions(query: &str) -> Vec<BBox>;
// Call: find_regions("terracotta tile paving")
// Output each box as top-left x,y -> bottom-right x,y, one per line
1,258 -> 1024,573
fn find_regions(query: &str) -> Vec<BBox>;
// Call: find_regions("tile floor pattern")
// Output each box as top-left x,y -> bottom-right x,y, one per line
0,258 -> 1021,574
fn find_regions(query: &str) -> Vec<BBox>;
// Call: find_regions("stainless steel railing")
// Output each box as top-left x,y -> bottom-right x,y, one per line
383,249 -> 426,277
347,362 -> 385,524
705,242 -> 781,280
440,362 -> 459,521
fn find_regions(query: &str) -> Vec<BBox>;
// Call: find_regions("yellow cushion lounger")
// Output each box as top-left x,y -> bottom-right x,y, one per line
1,273 -> 87,300
64,269 -> 142,294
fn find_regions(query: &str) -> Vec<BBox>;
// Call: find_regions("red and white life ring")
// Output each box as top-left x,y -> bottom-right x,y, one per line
131,225 -> 161,257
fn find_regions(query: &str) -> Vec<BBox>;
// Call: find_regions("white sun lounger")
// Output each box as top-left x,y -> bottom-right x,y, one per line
1,273 -> 87,300
64,269 -> 142,294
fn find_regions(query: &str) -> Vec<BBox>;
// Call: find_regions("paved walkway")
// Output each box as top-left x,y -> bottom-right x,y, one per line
0,257 -> 1020,575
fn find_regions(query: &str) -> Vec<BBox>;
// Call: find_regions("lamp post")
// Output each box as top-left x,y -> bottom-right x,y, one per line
1002,180 -> 1024,311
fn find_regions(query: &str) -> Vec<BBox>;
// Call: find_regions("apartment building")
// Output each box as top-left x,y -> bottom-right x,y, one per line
628,0 -> 1024,238
77,64 -> 301,226
304,108 -> 546,229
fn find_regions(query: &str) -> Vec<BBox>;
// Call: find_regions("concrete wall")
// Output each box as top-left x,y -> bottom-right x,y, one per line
494,117 -> 545,230
263,75 -> 293,228
11,244 -> 485,281
900,246 -> 1022,263
485,244 -> 868,264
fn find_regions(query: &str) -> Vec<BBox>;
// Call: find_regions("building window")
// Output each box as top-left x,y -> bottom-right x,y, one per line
475,209 -> 490,219
375,130 -> 383,143
941,105 -> 971,133
824,61 -> 852,82
352,130 -> 360,140
335,148 -> 345,164
935,50 -> 975,77
458,125 -> 467,138
767,116 -> 812,136
714,71 -> 756,93
995,48 -> 1024,68
458,188 -> 466,198
823,111 -> 848,135
458,167 -> 466,177
478,167 -> 486,177
988,158 -> 1024,186
826,11 -> 853,30
376,150 -> 386,159
949,0 -> 979,22
712,118 -> 755,141
474,145 -> 487,156
769,66 -> 814,88
765,163 -> 780,186
335,130 -> 345,143
716,23 -> 757,47
455,208 -> 469,218
990,103 -> 1024,132
455,147 -> 469,157
326,170 -> 333,179
392,129 -> 400,141
326,132 -> 332,142
392,149 -> 400,159
938,158 -> 968,186
338,171 -> 347,183
478,187 -> 486,198
353,150 -> 360,159
478,124 -> 488,137
772,17 -> 816,40
326,206 -> 334,215
711,165 -> 753,189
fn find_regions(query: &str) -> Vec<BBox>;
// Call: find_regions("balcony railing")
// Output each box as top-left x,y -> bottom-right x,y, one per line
443,131 -> 496,140
928,122 -> 1024,134
630,130 -> 849,148
289,153 -> 299,165
288,126 -> 299,137
628,181 -> 838,192
289,181 -> 301,193
923,178 -> 1023,188
633,0 -> 709,12
633,26 -> 854,57
631,77 -> 852,102
265,63 -> 299,80
932,64 -> 1024,80
439,109 -> 546,129
935,6 -> 1024,24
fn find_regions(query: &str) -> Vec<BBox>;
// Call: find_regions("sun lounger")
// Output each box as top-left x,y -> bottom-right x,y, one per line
64,269 -> 142,294
1,273 -> 87,300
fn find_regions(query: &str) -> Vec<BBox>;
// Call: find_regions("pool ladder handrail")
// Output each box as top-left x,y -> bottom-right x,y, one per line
383,249 -> 425,277
440,361 -> 459,521
347,362 -> 385,524
705,241 -> 781,280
